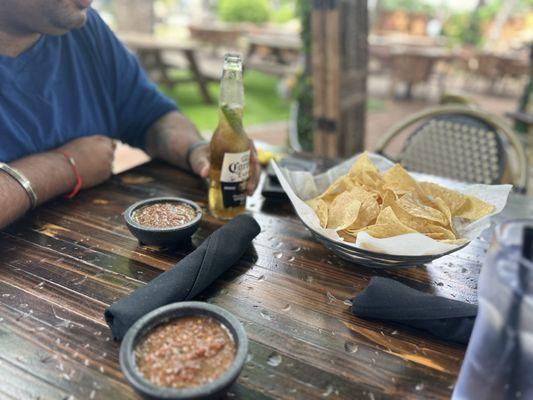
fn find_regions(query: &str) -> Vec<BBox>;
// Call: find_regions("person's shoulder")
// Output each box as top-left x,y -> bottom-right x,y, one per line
67,7 -> 119,62
79,8 -> 111,39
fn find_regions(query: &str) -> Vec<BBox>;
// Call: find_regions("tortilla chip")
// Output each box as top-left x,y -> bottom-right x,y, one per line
432,197 -> 457,236
337,229 -> 356,243
456,195 -> 494,220
327,191 -> 361,230
363,224 -> 417,239
380,189 -> 397,209
318,177 -> 355,204
307,198 -> 329,228
348,152 -> 380,179
420,182 -> 467,214
341,187 -> 380,231
383,164 -> 421,194
395,192 -> 448,226
423,225 -> 457,240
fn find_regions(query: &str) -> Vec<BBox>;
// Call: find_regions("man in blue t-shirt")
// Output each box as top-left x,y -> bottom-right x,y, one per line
0,0 -> 260,228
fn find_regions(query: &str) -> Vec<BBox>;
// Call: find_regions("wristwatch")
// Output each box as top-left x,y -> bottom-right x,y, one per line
185,140 -> 209,171
0,162 -> 38,209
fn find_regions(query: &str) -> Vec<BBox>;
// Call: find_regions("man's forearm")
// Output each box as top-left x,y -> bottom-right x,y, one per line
145,111 -> 205,170
0,152 -> 75,229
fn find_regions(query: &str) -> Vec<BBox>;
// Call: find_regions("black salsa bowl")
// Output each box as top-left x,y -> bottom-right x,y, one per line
119,302 -> 248,400
124,197 -> 202,246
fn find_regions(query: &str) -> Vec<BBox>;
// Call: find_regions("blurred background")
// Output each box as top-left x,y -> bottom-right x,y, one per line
94,0 -> 532,182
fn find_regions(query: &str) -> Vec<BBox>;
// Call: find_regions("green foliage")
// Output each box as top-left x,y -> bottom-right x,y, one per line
293,74 -> 313,151
442,12 -> 479,47
442,0 -> 500,47
442,0 -> 533,47
380,0 -> 435,14
218,0 -> 270,24
294,0 -> 313,151
161,70 -> 289,132
271,3 -> 296,23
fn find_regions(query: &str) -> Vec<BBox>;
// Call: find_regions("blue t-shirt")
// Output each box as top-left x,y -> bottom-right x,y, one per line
0,9 -> 177,163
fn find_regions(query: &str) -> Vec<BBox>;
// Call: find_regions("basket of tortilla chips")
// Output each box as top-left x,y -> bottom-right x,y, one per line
272,152 -> 511,268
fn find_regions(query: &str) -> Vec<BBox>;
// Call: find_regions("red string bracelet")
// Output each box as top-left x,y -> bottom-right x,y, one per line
56,151 -> 82,199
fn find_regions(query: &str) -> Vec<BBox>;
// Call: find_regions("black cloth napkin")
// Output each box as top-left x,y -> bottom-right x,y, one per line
351,277 -> 477,344
105,214 -> 260,340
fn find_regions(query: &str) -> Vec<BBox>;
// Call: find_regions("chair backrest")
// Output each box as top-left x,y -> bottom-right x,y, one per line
375,105 -> 528,192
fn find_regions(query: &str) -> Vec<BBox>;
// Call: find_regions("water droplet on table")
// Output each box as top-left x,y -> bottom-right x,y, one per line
291,246 -> 301,252
322,385 -> 334,397
282,304 -> 291,311
415,383 -> 425,391
344,342 -> 359,353
343,299 -> 353,306
274,252 -> 283,259
267,352 -> 282,367
260,310 -> 272,321
258,275 -> 266,281
287,256 -> 295,262
326,291 -> 337,303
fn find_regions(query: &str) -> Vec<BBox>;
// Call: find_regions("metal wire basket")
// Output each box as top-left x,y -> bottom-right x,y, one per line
302,220 -> 468,269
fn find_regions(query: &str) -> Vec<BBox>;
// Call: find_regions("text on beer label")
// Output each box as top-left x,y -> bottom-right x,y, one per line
220,151 -> 250,183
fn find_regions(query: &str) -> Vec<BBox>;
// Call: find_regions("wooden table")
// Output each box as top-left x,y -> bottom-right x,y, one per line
246,33 -> 301,76
1,161 -> 531,399
388,48 -> 456,99
118,32 -> 215,104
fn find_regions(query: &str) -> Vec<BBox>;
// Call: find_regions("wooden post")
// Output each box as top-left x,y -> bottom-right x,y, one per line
311,0 -> 368,158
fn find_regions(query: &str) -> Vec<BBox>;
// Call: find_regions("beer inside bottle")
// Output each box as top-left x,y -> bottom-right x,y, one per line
208,54 -> 250,220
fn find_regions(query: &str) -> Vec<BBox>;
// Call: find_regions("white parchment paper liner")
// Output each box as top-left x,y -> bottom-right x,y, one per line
272,153 -> 511,256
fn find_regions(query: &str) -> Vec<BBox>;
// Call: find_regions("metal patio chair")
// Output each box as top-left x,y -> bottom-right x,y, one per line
375,104 -> 528,192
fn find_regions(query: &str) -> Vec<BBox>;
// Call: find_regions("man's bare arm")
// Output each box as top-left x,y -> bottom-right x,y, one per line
145,111 -> 206,171
0,135 -> 115,230
0,152 -> 75,228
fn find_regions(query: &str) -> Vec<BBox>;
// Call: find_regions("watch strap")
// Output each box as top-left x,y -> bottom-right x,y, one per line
185,140 -> 209,171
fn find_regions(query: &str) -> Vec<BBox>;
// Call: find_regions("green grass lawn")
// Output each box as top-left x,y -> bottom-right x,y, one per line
160,70 -> 290,133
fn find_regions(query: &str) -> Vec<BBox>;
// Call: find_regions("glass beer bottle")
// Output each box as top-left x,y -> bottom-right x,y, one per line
208,54 -> 250,220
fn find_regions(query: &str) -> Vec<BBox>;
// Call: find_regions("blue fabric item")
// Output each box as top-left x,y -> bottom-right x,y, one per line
0,8 -> 177,163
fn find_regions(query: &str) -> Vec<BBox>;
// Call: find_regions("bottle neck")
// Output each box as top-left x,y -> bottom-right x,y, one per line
218,104 -> 244,136
219,68 -> 244,109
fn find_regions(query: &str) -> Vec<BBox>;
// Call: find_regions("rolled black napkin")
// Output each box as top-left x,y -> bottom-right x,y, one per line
351,277 -> 477,344
105,214 -> 260,340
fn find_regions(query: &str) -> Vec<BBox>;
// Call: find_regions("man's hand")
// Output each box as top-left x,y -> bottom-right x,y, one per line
0,135 -> 115,229
189,140 -> 261,196
58,135 -> 115,189
146,112 -> 261,196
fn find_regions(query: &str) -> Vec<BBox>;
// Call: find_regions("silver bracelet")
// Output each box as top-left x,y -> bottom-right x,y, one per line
0,162 -> 38,209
